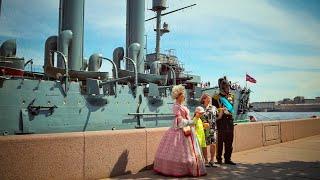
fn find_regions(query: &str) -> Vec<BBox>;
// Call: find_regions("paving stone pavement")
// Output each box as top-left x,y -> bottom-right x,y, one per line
107,135 -> 320,179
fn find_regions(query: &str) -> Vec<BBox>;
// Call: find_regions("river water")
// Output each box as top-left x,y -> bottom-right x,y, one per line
247,112 -> 320,121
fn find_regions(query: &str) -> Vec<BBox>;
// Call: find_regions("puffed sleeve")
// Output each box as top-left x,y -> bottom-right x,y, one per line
173,105 -> 194,128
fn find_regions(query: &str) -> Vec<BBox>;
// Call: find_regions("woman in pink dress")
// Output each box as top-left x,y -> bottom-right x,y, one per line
153,85 -> 206,177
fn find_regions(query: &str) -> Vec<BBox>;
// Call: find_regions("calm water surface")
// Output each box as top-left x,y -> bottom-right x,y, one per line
247,112 -> 320,121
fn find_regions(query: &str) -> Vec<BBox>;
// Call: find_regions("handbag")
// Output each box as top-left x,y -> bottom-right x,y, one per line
182,126 -> 191,136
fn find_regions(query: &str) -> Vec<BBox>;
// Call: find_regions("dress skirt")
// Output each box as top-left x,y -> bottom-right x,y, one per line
153,127 -> 206,177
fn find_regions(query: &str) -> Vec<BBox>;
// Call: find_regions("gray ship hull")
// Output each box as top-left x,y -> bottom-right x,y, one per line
0,77 -> 176,135
0,77 -> 250,135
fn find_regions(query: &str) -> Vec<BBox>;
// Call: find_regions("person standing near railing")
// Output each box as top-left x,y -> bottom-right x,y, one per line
212,77 -> 236,165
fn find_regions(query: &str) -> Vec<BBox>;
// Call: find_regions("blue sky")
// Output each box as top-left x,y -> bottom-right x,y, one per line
0,0 -> 319,102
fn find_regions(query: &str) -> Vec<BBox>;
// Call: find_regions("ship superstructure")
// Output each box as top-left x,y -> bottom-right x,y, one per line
0,0 -> 250,136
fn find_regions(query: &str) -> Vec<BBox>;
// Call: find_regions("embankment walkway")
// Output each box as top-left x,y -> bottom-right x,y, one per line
112,135 -> 320,179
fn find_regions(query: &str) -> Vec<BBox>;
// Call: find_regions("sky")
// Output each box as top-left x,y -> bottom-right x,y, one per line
0,0 -> 319,102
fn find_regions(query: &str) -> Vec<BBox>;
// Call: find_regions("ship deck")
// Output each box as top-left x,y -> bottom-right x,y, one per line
110,135 -> 320,179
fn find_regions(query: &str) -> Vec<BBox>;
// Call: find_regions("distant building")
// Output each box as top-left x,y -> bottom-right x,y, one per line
293,96 -> 304,104
304,99 -> 316,104
280,98 -> 294,104
251,102 -> 276,112
253,96 -> 320,112
252,96 -> 320,112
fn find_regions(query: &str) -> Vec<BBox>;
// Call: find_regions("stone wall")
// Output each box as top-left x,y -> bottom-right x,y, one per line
0,118 -> 319,179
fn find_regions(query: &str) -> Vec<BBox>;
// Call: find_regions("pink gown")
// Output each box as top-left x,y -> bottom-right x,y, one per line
153,103 -> 206,177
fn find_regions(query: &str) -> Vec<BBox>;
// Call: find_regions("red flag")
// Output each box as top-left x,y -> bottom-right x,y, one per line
246,74 -> 256,83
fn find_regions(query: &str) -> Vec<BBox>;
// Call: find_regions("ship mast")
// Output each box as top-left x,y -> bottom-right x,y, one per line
147,1 -> 196,61
155,8 -> 162,62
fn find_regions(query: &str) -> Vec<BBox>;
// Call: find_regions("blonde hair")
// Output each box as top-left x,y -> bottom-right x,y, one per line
200,93 -> 211,104
171,85 -> 185,99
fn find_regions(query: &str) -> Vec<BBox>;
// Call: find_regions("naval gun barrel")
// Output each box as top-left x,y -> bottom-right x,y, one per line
99,76 -> 132,87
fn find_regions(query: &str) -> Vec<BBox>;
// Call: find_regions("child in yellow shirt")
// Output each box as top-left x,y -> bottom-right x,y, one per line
193,106 -> 207,150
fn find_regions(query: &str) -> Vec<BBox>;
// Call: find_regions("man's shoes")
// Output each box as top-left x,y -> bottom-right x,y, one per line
205,161 -> 211,167
224,160 -> 236,165
209,161 -> 218,168
217,160 -> 222,164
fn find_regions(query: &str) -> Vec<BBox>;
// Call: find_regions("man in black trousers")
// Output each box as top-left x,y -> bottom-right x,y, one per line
212,77 -> 236,165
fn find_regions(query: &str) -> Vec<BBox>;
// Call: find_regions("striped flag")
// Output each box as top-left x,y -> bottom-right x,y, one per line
246,74 -> 256,83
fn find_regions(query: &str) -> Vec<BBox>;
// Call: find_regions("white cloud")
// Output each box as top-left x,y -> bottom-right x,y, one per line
245,71 -> 320,102
85,0 -> 126,38
0,0 -> 59,39
208,51 -> 320,70
1,0 -> 319,102
149,0 -> 320,49
218,71 -> 318,102
154,0 -> 320,102
201,51 -> 320,102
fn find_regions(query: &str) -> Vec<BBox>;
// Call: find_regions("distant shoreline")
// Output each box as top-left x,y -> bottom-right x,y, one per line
248,111 -> 320,121
251,103 -> 320,112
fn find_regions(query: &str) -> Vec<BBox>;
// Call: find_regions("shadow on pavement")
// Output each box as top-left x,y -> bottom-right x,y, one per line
109,150 -> 131,177
111,161 -> 320,179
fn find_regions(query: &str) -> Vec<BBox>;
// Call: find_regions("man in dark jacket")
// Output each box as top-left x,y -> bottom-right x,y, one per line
212,77 -> 236,165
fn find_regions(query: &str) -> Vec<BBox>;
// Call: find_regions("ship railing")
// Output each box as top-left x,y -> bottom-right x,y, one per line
128,112 -> 175,128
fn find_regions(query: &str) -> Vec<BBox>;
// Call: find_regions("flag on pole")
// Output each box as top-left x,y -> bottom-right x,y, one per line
246,74 -> 256,83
